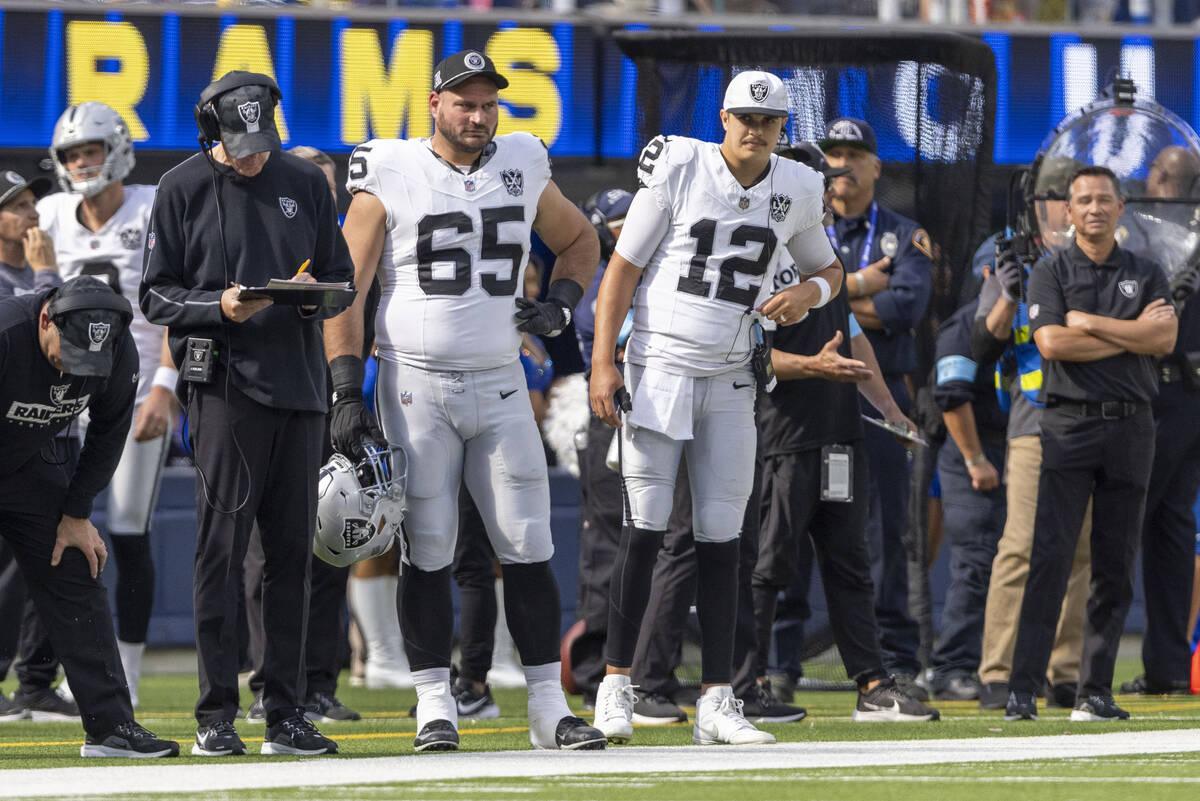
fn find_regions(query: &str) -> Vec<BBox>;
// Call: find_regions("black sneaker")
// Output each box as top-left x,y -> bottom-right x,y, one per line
853,679 -> 939,722
631,691 -> 687,724
889,673 -> 930,702
1003,690 -> 1039,721
978,681 -> 1009,710
0,691 -> 29,722
934,675 -> 981,701
192,720 -> 247,756
1045,681 -> 1078,709
81,721 -> 180,758
14,686 -> 79,722
1119,674 -> 1190,695
554,715 -> 606,750
452,677 -> 499,719
414,719 -> 459,752
739,682 -> 807,723
245,696 -> 265,724
1070,694 -> 1130,721
262,714 -> 338,755
305,692 -> 361,723
766,673 -> 797,704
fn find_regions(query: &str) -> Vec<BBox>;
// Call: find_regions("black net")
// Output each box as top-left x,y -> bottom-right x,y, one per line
614,30 -> 997,368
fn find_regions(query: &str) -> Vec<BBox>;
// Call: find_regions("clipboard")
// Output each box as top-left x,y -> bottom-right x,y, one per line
235,278 -> 355,308
861,414 -> 929,447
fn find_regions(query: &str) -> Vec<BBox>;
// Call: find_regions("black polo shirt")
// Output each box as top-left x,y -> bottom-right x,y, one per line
1027,240 -> 1169,404
758,292 -> 863,456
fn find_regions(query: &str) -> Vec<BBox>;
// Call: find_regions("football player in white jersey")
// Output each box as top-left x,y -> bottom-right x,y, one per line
38,102 -> 177,707
588,71 -> 844,746
325,50 -> 605,752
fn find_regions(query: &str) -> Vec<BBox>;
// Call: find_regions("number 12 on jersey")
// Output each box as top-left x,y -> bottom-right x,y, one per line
677,218 -> 778,307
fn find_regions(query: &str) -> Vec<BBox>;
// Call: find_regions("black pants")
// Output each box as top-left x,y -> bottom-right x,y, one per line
753,445 -> 885,685
188,382 -> 323,727
0,441 -> 132,737
245,525 -> 350,699
1140,383 -> 1200,685
1011,406 -> 1154,698
453,488 -> 498,684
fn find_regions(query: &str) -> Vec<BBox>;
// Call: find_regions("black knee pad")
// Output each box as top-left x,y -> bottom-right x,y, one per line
499,560 -> 561,667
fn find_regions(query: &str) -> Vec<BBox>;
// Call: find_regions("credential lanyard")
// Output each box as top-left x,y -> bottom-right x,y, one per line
825,201 -> 878,273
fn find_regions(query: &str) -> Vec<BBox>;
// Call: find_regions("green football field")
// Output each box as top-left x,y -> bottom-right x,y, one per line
2,657 -> 1199,800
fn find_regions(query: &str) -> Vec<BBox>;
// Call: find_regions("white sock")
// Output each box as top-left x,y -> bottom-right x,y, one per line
525,663 -> 571,721
412,667 -> 456,730
347,575 -> 408,672
117,641 -> 145,708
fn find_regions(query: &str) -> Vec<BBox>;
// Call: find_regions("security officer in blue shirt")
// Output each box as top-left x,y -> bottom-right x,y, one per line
928,297 -> 1008,700
820,118 -> 933,692
1007,166 -> 1177,722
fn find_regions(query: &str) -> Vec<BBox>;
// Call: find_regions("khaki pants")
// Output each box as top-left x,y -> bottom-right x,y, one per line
979,435 -> 1091,686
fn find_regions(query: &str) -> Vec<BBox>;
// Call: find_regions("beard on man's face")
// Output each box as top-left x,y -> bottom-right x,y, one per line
436,111 -> 497,157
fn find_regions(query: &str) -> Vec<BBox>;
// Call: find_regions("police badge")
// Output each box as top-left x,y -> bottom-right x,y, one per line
501,169 -> 524,197
881,231 -> 899,258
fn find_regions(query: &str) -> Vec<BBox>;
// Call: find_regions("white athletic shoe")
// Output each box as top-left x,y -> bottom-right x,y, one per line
592,674 -> 636,744
692,686 -> 776,745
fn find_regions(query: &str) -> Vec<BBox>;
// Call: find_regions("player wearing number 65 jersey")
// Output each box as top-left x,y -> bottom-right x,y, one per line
38,102 -> 178,708
588,71 -> 843,746
324,49 -> 605,753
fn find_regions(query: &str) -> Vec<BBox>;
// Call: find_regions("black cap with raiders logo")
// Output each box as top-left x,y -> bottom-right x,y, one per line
48,276 -> 133,377
432,50 -> 509,93
819,117 -> 878,155
213,81 -> 282,159
0,169 -> 53,210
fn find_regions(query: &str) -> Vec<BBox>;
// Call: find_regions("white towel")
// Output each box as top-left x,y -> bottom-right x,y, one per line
627,365 -> 695,440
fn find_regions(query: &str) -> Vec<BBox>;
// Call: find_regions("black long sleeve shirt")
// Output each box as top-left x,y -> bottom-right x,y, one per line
139,151 -> 353,412
0,291 -> 137,518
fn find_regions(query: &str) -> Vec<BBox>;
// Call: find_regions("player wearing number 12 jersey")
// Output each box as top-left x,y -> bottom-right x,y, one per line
324,49 -> 605,753
588,71 -> 843,746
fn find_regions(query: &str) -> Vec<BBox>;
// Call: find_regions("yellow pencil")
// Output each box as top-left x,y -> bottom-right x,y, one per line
298,258 -> 311,274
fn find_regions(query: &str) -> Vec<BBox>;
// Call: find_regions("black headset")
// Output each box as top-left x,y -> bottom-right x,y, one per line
47,281 -> 134,332
581,191 -> 619,262
193,71 -> 282,148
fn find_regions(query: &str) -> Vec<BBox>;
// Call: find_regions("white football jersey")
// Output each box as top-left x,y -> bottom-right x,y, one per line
347,132 -> 551,372
622,136 -> 827,376
38,184 -> 160,403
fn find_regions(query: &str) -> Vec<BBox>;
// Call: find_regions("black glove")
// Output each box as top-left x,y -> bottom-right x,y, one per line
329,355 -> 384,460
994,243 -> 1025,304
514,279 -> 585,338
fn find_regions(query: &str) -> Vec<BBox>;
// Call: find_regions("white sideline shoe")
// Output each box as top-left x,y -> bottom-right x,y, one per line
692,686 -> 775,745
592,674 -> 636,744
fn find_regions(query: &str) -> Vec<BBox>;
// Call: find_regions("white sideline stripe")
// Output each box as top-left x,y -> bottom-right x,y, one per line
6,729 -> 1200,798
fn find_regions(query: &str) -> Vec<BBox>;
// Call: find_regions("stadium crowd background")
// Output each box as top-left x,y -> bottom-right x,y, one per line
2,0 -> 1199,742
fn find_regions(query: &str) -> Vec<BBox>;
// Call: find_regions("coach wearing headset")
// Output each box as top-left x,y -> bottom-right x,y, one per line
140,71 -> 352,758
0,276 -> 178,757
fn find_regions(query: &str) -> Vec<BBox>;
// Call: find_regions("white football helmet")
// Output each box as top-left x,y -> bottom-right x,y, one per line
50,102 -> 135,196
314,443 -> 407,568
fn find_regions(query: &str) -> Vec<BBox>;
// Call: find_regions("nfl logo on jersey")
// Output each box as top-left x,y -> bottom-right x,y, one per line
501,169 -> 524,197
401,391 -> 413,406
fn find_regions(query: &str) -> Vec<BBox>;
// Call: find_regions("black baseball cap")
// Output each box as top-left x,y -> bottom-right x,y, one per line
433,50 -> 509,93
48,276 -> 132,377
214,80 -> 282,159
0,169 -> 53,209
819,117 -> 878,155
776,141 -> 853,180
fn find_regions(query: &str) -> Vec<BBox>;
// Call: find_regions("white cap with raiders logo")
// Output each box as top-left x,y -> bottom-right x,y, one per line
722,71 -> 788,118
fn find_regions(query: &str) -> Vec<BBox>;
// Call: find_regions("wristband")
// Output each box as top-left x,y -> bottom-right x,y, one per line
546,278 -> 585,313
853,271 -> 866,296
965,452 -> 987,468
329,354 -> 365,395
151,366 -> 179,391
809,275 -> 833,308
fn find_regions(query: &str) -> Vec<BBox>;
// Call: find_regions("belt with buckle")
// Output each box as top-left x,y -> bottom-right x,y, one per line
1048,399 -> 1147,420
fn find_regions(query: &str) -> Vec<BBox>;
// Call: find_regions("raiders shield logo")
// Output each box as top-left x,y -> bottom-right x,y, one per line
465,51 -> 486,70
829,119 -> 863,142
88,322 -> 110,352
279,197 -> 298,219
119,226 -> 141,251
1118,279 -> 1139,298
341,518 -> 375,549
750,80 -> 769,103
770,193 -> 792,223
238,100 -> 261,133
50,384 -> 69,406
501,169 -> 524,197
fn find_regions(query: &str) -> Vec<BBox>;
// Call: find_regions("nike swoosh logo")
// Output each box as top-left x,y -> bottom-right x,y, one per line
500,390 -> 517,399
863,700 -> 901,714
733,382 -> 752,389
